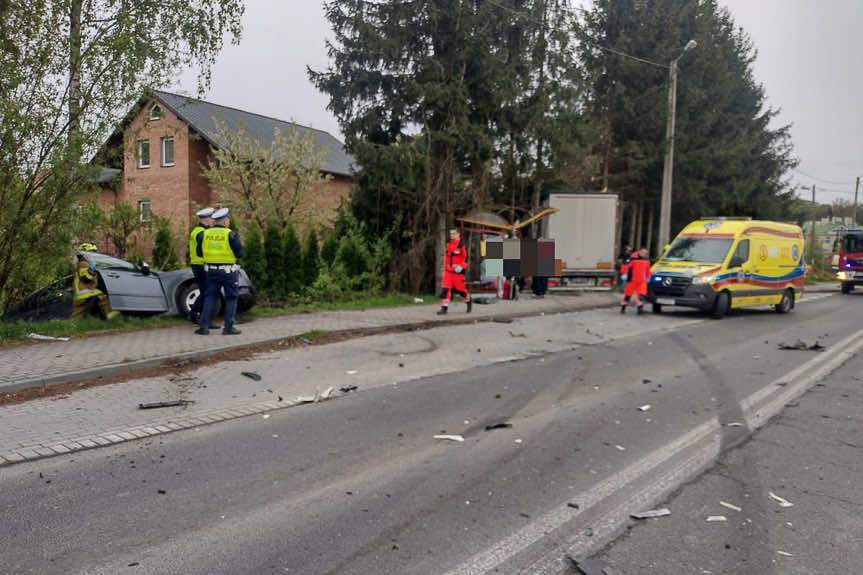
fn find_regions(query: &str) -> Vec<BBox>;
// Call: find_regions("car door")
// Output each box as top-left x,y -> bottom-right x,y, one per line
89,255 -> 169,312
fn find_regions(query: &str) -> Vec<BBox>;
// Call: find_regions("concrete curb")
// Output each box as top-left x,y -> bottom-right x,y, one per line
1,298 -> 618,395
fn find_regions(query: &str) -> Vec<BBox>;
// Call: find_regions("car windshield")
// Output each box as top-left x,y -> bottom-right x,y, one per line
85,252 -> 137,271
844,234 -> 863,253
662,236 -> 734,263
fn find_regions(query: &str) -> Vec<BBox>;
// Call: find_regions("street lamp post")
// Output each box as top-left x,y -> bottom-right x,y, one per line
657,39 -> 697,255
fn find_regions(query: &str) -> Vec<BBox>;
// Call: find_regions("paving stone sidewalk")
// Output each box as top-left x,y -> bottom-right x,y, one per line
0,292 -> 617,392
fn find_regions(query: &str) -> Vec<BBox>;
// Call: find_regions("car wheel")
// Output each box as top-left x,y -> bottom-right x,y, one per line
841,282 -> 853,294
652,303 -> 662,314
711,291 -> 730,319
774,289 -> 793,313
177,282 -> 200,317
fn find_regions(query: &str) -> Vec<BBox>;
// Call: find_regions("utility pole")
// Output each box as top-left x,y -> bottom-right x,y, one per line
809,184 -> 816,265
657,40 -> 697,252
854,176 -> 860,225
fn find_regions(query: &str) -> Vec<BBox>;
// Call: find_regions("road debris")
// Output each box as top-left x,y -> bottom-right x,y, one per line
25,333 -> 70,342
434,434 -> 465,442
296,395 -> 316,404
339,385 -> 358,393
642,379 -> 651,384
630,508 -> 671,519
319,387 -> 335,400
768,491 -> 794,508
262,414 -> 270,420
777,550 -> 793,557
778,340 -> 825,352
241,371 -> 262,381
614,444 -> 626,451
138,400 -> 194,410
508,331 -> 527,338
638,404 -> 651,412
346,370 -> 359,375
298,337 -> 312,345
725,422 -> 744,427
492,317 -> 514,324
567,556 -> 623,575
719,501 -> 742,512
484,423 -> 513,431
514,438 -> 523,444
413,297 -> 424,303
706,515 -> 727,522
567,502 -> 580,509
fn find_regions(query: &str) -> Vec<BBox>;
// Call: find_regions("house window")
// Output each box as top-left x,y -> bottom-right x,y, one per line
149,104 -> 163,120
161,136 -> 175,167
138,200 -> 151,223
137,139 -> 150,169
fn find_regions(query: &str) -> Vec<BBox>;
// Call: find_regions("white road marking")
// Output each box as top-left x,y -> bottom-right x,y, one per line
443,323 -> 863,575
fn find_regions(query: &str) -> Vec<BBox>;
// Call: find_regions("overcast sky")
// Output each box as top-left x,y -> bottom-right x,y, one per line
175,0 -> 863,205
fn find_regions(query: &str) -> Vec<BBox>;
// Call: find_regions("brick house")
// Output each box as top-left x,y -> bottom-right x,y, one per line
97,90 -> 355,260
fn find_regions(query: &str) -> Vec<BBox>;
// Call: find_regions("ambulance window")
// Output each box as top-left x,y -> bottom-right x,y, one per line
732,240 -> 749,263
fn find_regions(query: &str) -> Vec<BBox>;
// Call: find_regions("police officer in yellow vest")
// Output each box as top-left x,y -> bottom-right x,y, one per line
188,207 -> 219,327
195,207 -> 244,335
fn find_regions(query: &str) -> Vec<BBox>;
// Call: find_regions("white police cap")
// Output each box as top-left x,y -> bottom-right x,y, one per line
196,207 -> 215,218
212,207 -> 230,220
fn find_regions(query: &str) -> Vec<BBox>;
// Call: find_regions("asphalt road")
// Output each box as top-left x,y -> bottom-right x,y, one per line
0,292 -> 859,575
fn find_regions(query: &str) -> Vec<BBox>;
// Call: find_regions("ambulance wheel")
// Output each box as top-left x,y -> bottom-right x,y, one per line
775,289 -> 793,314
841,282 -> 853,294
711,291 -> 730,319
652,303 -> 662,314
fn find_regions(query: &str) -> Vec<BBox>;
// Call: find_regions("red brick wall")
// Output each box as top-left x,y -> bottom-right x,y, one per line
119,99 -> 191,260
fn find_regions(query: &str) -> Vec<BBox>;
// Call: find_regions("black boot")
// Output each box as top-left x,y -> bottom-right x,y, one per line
466,300 -> 472,313
637,305 -> 644,315
620,305 -> 626,314
437,306 -> 448,315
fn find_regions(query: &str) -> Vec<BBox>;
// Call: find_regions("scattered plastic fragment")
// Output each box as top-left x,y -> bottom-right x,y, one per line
778,340 -> 825,352
720,501 -> 742,512
706,515 -> 727,522
642,379 -> 651,384
514,438 -> 523,444
339,385 -> 358,393
638,404 -> 651,412
413,297 -> 424,303
262,414 -> 270,420
567,502 -> 580,509
567,556 -> 624,575
726,422 -> 744,427
615,444 -> 626,451
631,508 -> 670,519
241,371 -> 262,381
485,423 -> 513,431
508,331 -> 527,338
768,492 -> 794,508
777,550 -> 793,557
346,370 -> 359,375
434,434 -> 465,442
138,400 -> 194,410
25,333 -> 70,341
296,395 -> 316,404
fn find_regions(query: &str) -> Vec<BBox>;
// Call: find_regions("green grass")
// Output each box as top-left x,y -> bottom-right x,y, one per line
244,293 -> 434,317
0,293 -> 434,346
0,314 -> 186,346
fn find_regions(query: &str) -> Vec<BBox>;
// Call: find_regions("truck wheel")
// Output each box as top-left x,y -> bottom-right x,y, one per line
775,289 -> 793,313
652,303 -> 662,314
711,291 -> 730,319
841,282 -> 853,294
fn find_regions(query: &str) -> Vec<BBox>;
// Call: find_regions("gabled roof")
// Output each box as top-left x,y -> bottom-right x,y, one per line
152,90 -> 354,177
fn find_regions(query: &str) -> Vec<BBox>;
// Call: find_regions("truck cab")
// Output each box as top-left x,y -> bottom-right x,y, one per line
832,229 -> 863,294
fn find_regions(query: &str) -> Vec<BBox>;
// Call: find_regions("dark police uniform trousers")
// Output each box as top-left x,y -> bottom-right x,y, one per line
200,264 -> 239,332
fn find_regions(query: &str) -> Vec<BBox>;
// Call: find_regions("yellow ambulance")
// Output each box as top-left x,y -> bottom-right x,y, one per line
647,218 -> 806,318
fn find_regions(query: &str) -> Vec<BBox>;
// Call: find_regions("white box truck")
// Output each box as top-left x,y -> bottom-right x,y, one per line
542,192 -> 618,282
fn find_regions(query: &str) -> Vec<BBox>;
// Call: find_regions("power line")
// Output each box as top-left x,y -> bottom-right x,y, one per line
483,0 -> 669,69
791,168 -> 857,186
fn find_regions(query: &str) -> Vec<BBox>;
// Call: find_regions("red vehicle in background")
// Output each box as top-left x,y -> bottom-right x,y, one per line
832,228 -> 863,294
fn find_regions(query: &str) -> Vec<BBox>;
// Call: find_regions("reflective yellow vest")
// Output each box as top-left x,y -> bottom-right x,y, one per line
189,225 -> 206,265
202,226 -> 237,264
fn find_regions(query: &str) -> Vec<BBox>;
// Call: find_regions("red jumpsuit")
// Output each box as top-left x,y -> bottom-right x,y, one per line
622,254 -> 650,296
440,237 -> 471,306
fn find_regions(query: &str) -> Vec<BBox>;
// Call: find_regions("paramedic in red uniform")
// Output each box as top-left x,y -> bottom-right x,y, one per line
620,248 -> 650,314
437,228 -> 472,315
